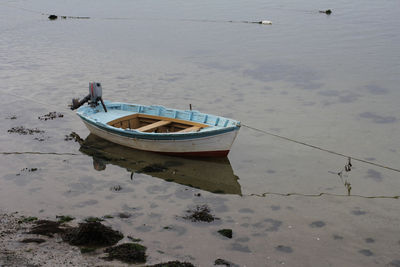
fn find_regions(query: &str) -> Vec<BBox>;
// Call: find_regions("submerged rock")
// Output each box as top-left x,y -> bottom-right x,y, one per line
62,221 -> 123,247
217,229 -> 233,239
104,243 -> 146,263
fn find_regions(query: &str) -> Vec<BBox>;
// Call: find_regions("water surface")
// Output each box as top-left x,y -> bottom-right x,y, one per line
1,0 -> 399,266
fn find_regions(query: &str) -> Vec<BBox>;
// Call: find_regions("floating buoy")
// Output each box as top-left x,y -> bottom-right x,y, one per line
319,9 -> 332,15
48,14 -> 58,20
258,20 -> 272,25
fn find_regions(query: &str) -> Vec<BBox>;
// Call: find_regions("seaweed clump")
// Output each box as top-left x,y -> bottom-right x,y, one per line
38,112 -> 64,121
8,126 -> 44,135
146,261 -> 195,267
28,220 -> 65,237
184,205 -> 217,222
62,221 -> 123,247
104,243 -> 146,263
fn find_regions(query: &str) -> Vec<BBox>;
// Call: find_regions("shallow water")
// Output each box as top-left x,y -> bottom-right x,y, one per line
1,0 -> 400,266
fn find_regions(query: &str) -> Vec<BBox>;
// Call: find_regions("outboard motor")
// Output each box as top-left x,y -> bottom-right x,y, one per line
70,82 -> 107,112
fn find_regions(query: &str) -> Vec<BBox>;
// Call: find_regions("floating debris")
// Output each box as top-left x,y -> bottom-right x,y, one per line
6,115 -> 17,120
319,9 -> 332,15
20,168 -> 38,173
48,14 -> 90,20
184,205 -> 218,222
218,229 -> 233,239
256,20 -> 272,25
38,111 -> 64,121
104,243 -> 146,263
8,126 -> 44,135
62,221 -> 123,247
110,185 -> 122,192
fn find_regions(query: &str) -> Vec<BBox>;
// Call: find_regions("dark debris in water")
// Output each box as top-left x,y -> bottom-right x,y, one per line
218,229 -> 233,239
6,115 -> 17,120
38,112 -> 64,121
146,261 -> 196,267
184,205 -> 218,222
104,243 -> 146,263
8,126 -> 44,135
62,221 -> 123,247
21,168 -> 38,173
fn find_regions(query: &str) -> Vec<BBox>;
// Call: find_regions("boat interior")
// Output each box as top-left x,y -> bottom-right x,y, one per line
107,114 -> 209,133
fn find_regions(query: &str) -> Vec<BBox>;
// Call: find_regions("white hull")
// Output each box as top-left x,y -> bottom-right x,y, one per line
83,121 -> 239,155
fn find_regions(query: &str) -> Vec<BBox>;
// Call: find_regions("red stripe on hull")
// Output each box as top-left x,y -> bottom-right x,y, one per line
159,150 -> 230,157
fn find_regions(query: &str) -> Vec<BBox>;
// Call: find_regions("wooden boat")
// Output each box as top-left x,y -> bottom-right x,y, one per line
72,83 -> 241,157
78,134 -> 242,195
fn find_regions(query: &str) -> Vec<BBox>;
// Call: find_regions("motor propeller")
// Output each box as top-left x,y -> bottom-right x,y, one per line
70,82 -> 107,112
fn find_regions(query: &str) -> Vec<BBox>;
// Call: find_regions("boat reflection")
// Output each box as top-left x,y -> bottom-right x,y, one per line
79,134 -> 241,195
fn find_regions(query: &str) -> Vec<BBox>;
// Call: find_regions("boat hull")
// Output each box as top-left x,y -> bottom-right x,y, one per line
82,120 -> 239,157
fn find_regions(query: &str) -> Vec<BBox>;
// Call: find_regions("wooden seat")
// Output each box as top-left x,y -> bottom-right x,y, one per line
177,126 -> 201,133
136,120 -> 171,132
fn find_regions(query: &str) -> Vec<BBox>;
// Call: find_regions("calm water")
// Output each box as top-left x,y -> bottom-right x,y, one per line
1,0 -> 400,266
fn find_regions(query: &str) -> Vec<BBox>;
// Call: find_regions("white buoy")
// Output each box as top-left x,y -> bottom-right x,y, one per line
259,20 -> 272,25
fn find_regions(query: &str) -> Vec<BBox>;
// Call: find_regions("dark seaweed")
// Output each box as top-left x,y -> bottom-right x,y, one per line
104,243 -> 146,263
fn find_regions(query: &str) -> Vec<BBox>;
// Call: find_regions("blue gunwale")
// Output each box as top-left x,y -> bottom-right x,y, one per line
77,101 -> 241,141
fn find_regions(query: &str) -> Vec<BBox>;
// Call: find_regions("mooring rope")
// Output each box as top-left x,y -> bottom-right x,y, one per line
246,192 -> 399,199
242,124 -> 400,173
0,151 -> 79,156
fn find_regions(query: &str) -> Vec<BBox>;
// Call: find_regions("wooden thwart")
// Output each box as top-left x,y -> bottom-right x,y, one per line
178,126 -> 201,133
136,120 -> 171,132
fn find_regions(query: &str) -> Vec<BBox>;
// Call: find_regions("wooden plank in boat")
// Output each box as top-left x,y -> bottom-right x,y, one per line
138,114 -> 208,127
108,113 -> 208,128
136,120 -> 171,132
178,126 -> 201,133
